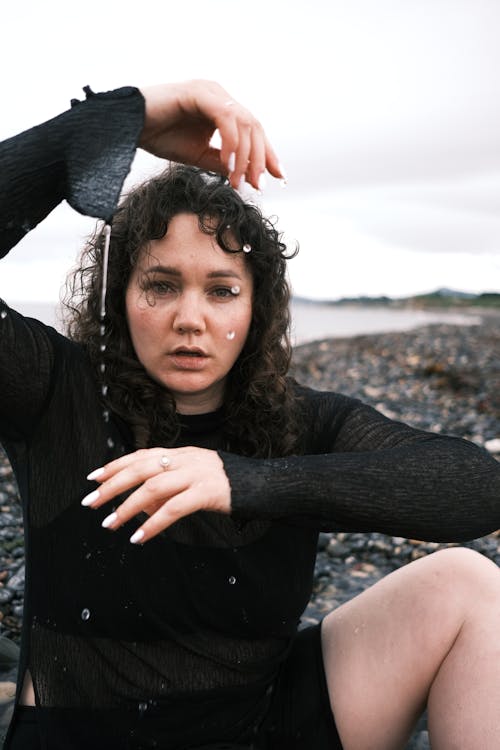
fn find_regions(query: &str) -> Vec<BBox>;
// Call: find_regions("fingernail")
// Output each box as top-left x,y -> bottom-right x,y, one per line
258,173 -> 267,192
101,512 -> 117,529
237,175 -> 246,194
228,152 -> 236,174
278,162 -> 288,187
81,489 -> 100,507
87,467 -> 105,481
130,529 -> 145,544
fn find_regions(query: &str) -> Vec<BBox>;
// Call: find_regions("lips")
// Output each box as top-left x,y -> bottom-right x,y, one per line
169,347 -> 209,370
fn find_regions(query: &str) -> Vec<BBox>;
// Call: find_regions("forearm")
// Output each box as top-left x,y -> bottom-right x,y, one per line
0,86 -> 144,257
222,437 -> 500,542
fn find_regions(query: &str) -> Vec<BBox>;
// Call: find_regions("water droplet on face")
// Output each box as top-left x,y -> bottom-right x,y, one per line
228,576 -> 237,585
81,608 -> 91,621
231,285 -> 240,295
0,310 -> 7,320
242,243 -> 252,253
226,331 -> 235,341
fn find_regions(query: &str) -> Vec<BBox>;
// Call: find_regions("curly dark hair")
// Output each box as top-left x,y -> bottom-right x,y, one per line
64,165 -> 301,457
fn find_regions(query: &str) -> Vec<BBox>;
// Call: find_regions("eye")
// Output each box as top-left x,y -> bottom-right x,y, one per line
211,286 -> 238,299
144,279 -> 175,295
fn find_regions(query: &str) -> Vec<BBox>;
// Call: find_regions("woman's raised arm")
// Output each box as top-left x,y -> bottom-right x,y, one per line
0,80 -> 283,257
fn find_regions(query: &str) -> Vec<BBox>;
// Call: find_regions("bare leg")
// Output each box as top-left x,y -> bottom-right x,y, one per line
20,670 -> 35,705
321,547 -> 500,750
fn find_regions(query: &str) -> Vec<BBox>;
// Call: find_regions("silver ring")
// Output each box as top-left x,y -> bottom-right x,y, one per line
159,455 -> 170,470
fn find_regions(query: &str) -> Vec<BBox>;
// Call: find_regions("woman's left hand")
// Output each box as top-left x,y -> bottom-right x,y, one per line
82,447 -> 232,544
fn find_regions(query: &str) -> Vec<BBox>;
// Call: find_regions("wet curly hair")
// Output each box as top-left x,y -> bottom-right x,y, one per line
64,165 -> 301,457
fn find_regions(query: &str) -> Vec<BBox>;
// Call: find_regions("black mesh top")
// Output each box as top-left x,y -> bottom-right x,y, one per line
1,86 -> 499,749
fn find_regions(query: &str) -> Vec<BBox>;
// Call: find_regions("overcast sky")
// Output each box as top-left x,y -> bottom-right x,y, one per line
2,0 -> 499,302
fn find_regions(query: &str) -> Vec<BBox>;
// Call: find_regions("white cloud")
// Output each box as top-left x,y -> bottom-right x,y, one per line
1,0 -> 499,301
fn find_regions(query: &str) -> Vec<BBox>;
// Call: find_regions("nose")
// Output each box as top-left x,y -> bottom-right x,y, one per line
172,291 -> 206,335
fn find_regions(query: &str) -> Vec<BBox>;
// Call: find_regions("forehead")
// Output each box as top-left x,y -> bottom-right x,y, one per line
137,212 -> 247,271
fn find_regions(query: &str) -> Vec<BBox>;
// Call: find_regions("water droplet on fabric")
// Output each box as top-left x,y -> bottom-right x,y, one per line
138,702 -> 147,713
103,410 -> 110,422
100,343 -> 106,352
81,608 -> 91,621
100,324 -> 106,337
228,576 -> 237,585
100,363 -> 106,374
0,311 -> 7,320
107,437 -> 115,449
101,385 -> 108,397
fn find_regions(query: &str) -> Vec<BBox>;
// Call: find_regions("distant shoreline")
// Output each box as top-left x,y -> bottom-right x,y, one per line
7,299 -> 496,346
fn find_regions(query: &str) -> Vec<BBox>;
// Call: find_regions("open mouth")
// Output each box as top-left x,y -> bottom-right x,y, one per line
170,349 -> 208,369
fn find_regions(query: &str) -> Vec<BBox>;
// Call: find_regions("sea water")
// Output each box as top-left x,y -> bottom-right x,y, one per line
10,299 -> 481,345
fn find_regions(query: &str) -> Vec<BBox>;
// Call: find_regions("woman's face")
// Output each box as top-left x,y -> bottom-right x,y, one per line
125,213 -> 253,414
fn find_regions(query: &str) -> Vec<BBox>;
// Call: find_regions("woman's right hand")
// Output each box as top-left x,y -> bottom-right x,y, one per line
138,80 -> 284,190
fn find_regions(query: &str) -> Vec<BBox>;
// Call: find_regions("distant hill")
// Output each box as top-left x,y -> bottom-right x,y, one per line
294,290 -> 500,309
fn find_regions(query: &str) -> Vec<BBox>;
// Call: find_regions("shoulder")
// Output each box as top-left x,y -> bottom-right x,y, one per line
287,378 -> 367,449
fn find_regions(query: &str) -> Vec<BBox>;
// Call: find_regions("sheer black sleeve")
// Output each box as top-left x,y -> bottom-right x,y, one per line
0,85 -> 144,256
0,85 -> 144,437
222,387 -> 500,542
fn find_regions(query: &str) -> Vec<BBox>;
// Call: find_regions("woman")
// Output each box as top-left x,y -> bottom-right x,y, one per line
1,80 -> 499,750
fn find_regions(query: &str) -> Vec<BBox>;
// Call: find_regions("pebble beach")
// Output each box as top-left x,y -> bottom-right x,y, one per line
0,311 -> 499,749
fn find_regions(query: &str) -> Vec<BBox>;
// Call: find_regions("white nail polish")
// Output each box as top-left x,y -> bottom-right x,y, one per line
278,162 -> 288,183
101,512 -> 117,529
87,467 -> 105,481
258,173 -> 267,192
81,489 -> 100,507
130,529 -> 145,544
228,152 -> 236,174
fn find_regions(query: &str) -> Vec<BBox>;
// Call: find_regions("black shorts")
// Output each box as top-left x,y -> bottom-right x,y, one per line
7,624 -> 342,750
260,622 -> 343,749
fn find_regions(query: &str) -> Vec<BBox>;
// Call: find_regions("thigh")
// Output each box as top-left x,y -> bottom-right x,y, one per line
320,548 -> 484,750
261,623 -> 343,749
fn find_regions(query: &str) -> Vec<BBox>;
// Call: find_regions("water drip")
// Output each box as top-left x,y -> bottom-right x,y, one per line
81,608 -> 91,621
0,310 -> 7,320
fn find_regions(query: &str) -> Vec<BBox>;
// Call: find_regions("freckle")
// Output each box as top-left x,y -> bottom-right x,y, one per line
226,331 -> 236,340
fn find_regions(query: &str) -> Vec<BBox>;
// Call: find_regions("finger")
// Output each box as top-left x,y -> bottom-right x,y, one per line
231,121 -> 252,189
128,488 -> 203,544
247,125 -> 266,191
82,450 -> 174,508
191,145 -> 225,174
100,472 -> 188,531
264,135 -> 286,181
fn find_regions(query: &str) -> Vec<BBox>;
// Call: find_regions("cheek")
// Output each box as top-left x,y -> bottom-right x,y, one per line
221,304 -> 252,344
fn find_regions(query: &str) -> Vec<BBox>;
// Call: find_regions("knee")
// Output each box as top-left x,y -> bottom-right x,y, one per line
427,547 -> 500,604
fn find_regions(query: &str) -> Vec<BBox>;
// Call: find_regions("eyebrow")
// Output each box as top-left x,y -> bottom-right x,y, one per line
143,265 -> 243,281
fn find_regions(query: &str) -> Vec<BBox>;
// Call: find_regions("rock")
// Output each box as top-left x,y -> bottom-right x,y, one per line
485,438 -> 500,453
